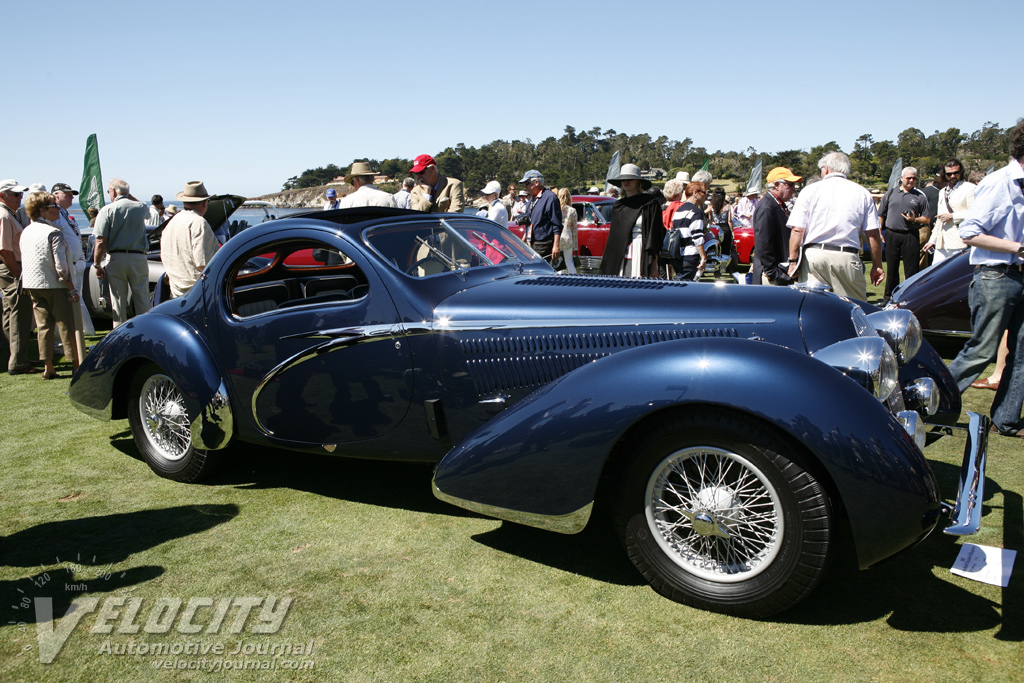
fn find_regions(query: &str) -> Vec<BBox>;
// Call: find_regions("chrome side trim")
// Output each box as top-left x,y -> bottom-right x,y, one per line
432,480 -> 593,535
430,317 -> 776,332
190,380 -> 234,450
252,325 -> 405,435
944,411 -> 989,536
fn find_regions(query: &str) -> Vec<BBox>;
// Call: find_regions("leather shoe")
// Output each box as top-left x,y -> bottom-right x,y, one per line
971,378 -> 999,390
989,425 -> 1024,439
8,365 -> 40,375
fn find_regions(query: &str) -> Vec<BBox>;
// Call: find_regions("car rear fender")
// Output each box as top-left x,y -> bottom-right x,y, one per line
68,313 -> 233,450
433,336 -> 940,568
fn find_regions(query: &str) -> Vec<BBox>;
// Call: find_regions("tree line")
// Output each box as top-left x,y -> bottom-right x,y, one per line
282,122 -> 1015,193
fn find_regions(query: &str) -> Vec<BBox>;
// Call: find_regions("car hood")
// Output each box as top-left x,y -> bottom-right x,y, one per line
431,275 -> 817,351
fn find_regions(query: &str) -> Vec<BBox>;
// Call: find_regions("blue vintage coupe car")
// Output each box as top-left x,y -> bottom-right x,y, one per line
69,208 -> 987,618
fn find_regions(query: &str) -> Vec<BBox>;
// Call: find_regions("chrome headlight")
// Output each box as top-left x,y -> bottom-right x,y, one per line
814,336 -> 900,400
866,309 -> 922,365
904,377 -> 939,416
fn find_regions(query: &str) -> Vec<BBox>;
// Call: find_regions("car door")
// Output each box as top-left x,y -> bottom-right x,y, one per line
212,234 -> 412,447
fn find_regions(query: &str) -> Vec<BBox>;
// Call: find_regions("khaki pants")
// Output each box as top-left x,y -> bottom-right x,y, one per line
1,262 -> 36,372
105,252 -> 151,327
799,248 -> 867,301
28,288 -> 78,366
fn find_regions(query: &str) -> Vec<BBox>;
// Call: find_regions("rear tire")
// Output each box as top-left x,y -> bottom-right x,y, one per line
128,363 -> 215,482
613,409 -> 833,618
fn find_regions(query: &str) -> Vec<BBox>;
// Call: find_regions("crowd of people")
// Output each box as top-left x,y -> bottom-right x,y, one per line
4,124 -> 1023,436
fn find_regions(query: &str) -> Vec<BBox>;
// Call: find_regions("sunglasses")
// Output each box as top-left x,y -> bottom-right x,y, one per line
43,204 -> 59,209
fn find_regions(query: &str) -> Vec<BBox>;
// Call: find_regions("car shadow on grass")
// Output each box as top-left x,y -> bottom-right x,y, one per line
469,517 -> 644,588
1,505 -> 238,625
779,462 -> 1021,638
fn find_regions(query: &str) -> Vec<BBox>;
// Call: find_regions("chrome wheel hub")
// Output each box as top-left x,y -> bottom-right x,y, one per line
645,446 -> 784,582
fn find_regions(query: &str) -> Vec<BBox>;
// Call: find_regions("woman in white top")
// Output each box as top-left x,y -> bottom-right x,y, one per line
19,193 -> 79,378
556,188 -> 578,273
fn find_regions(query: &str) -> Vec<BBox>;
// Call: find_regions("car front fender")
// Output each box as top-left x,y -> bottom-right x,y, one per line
69,313 -> 233,450
433,336 -> 941,569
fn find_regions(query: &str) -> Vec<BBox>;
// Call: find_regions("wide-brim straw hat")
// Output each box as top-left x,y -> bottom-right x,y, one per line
176,180 -> 212,202
608,163 -> 652,189
344,162 -> 376,184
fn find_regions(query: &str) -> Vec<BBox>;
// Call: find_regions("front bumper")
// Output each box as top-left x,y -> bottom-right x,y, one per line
941,411 -> 989,535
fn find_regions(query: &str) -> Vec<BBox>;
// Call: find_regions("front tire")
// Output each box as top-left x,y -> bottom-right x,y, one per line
128,363 -> 215,482
613,410 -> 833,618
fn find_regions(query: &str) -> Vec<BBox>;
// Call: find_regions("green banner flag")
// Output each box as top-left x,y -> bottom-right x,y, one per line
700,158 -> 710,172
79,134 -> 104,213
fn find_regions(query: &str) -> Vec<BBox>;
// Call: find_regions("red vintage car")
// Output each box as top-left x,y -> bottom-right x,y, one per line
733,224 -> 755,265
508,195 -> 615,272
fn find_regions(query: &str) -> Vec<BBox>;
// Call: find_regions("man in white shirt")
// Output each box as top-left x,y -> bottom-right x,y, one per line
786,151 -> 883,301
146,194 -> 166,226
52,182 -> 95,341
160,181 -> 219,299
923,159 -> 976,263
946,122 -> 1024,437
480,181 -> 508,225
323,188 -> 339,210
338,162 -> 397,209
393,177 -> 414,210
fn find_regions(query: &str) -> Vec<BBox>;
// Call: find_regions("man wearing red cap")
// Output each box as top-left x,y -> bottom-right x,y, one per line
409,154 -> 464,213
752,167 -> 801,285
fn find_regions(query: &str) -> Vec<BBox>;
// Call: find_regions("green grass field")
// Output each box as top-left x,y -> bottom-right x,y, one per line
1,277 -> 1021,682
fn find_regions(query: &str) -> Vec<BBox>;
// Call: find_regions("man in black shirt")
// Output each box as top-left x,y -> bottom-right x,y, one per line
879,167 -> 930,302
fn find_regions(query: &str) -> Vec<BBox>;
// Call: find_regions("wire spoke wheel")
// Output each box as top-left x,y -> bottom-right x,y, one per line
614,410 -> 833,618
139,374 -> 192,461
646,447 -> 783,583
128,362 -> 216,482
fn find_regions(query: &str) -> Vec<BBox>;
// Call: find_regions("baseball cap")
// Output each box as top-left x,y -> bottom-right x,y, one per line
325,188 -> 337,198
0,179 -> 29,193
518,169 -> 542,183
765,167 -> 802,184
410,154 -> 436,173
51,182 -> 79,195
480,180 -> 501,195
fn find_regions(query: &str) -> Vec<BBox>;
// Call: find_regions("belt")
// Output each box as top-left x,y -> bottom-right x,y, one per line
885,229 -> 912,234
804,243 -> 859,254
978,263 -> 1024,273
108,249 -> 145,254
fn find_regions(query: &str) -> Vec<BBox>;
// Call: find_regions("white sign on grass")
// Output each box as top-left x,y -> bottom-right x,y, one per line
951,543 -> 1016,587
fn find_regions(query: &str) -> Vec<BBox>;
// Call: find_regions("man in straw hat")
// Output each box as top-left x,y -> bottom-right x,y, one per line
339,162 -> 397,209
160,181 -> 219,299
92,178 -> 151,326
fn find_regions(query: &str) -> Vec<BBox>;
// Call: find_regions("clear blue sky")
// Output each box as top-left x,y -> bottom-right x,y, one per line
6,0 -> 1020,199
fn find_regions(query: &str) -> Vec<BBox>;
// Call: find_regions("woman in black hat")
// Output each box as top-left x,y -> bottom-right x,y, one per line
599,164 -> 665,278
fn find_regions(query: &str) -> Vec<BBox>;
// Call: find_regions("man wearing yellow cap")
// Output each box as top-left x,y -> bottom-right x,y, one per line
752,167 -> 801,285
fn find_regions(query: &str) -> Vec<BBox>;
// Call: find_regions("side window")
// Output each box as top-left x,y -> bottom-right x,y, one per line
228,239 -> 368,318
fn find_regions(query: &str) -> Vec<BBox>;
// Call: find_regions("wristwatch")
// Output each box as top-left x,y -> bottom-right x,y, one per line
1017,243 -> 1024,257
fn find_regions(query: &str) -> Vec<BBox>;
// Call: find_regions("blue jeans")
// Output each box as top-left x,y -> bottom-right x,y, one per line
948,265 -> 1024,433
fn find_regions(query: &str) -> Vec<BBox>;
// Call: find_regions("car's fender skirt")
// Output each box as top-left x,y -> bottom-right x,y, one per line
433,337 -> 941,567
69,313 -> 233,450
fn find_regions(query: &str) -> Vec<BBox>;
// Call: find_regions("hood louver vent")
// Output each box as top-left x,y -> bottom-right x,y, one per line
460,328 -> 737,395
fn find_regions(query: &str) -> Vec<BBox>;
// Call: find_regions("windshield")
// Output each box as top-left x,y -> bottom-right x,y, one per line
366,217 -> 542,277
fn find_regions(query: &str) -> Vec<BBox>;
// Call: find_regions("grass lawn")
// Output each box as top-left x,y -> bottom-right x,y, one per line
1,277 -> 1022,682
